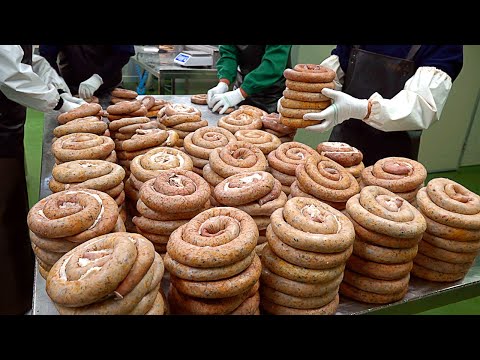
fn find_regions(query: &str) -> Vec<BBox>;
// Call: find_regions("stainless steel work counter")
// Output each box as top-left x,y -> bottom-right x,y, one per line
32,95 -> 480,315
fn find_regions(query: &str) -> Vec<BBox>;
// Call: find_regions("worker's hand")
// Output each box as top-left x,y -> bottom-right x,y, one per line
207,82 -> 229,108
211,89 -> 246,115
60,92 -> 87,105
78,74 -> 103,100
304,88 -> 369,133
58,99 -> 82,113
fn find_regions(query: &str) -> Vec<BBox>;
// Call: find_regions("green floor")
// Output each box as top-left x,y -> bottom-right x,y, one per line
24,108 -> 480,314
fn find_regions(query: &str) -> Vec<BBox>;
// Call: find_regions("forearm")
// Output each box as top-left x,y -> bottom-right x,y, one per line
216,45 -> 239,85
364,67 -> 452,132
0,45 -> 60,112
320,54 -> 344,90
241,45 -> 291,96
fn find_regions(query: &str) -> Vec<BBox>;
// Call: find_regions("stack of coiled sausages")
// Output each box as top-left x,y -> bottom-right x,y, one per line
203,141 -> 268,188
261,112 -> 296,143
290,154 -> 360,210
413,178 -> 480,282
267,141 -> 317,195
165,207 -> 261,315
278,64 -> 335,128
360,157 -> 427,204
316,142 -> 365,182
48,160 -> 127,223
157,103 -> 207,147
46,233 -> 167,315
182,126 -> 236,176
212,171 -> 287,255
260,197 -> 355,315
342,186 -> 426,303
133,169 -> 211,255
27,189 -> 121,279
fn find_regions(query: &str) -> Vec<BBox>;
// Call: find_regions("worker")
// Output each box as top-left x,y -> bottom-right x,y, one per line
303,45 -> 463,166
208,45 -> 292,114
0,45 -> 81,315
39,45 -> 135,100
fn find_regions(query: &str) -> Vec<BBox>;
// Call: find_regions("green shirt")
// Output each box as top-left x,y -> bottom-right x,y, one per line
216,45 -> 292,96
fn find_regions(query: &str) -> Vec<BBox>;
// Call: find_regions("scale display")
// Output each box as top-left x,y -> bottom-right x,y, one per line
173,51 -> 213,67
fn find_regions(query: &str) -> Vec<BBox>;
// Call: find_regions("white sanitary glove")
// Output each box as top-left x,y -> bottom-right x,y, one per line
58,99 -> 82,113
207,82 -> 229,108
60,92 -> 87,105
211,89 -> 246,115
78,73 -> 103,100
304,88 -> 369,133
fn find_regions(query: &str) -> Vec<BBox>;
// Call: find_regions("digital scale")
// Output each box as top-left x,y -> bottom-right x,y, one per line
173,50 -> 213,67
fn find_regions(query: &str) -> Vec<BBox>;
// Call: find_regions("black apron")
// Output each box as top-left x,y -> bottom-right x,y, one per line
0,45 -> 35,314
329,45 -> 422,166
58,46 -> 122,96
233,45 -> 291,113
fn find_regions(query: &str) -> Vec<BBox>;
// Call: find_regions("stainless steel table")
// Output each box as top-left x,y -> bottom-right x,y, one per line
32,95 -> 480,314
131,54 -> 218,94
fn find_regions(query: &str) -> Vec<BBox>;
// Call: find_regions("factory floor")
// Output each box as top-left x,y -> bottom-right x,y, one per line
24,109 -> 480,315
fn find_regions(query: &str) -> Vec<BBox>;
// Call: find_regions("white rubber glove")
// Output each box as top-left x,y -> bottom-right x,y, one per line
58,99 -> 82,113
211,88 -> 246,115
304,88 -> 369,133
60,92 -> 87,105
207,81 -> 229,108
78,73 -> 103,100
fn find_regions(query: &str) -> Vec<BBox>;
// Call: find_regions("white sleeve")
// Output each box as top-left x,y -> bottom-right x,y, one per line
0,45 -> 60,112
364,66 -> 452,132
31,54 -> 71,95
320,54 -> 344,90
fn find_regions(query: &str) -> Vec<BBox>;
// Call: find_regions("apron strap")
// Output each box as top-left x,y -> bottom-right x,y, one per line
406,45 -> 421,60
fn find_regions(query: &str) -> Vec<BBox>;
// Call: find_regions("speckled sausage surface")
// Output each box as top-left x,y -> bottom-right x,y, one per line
267,225 -> 353,270
267,142 -> 318,176
130,147 -> 193,183
50,160 -> 125,194
111,88 -> 138,99
164,251 -> 255,281
283,88 -> 330,102
262,245 -> 345,283
346,254 -> 413,280
353,238 -> 418,264
54,116 -> 107,137
284,64 -> 336,83
416,179 -> 480,229
234,130 -> 281,155
339,282 -> 408,304
209,141 -> 268,179
139,170 -> 210,213
170,254 -> 261,299
361,157 -> 427,193
184,127 -> 236,161
295,154 -> 360,203
316,142 -> 363,168
270,197 -> 355,253
261,265 -> 344,297
52,133 -> 115,163
343,269 -> 410,295
261,293 -> 338,315
261,112 -> 297,136
213,171 -> 274,206
166,208 -> 258,268
346,186 -> 426,238
57,103 -> 102,124
107,100 -> 142,115
411,263 -> 467,282
218,108 -> 263,133
28,189 -> 118,241
417,239 -> 478,264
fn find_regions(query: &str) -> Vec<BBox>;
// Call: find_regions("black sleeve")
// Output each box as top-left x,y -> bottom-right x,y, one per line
38,45 -> 61,74
95,45 -> 135,81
